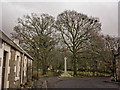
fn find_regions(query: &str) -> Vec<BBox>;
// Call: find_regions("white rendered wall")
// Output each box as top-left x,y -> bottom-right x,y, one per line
14,51 -> 21,81
4,43 -> 11,88
0,42 -> 11,89
0,43 -> 4,89
24,56 -> 27,77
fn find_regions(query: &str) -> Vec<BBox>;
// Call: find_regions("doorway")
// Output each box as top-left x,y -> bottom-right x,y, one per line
1,50 -> 8,88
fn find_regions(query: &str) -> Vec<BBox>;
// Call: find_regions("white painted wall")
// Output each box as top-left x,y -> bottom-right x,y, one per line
0,42 -> 11,89
0,42 -> 33,89
24,56 -> 27,77
4,43 -> 11,88
0,43 -> 4,89
14,51 -> 21,81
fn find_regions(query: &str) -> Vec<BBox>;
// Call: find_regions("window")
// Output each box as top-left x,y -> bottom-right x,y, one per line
16,56 -> 19,77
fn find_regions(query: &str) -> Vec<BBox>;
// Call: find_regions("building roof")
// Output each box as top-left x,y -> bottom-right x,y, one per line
0,30 -> 33,60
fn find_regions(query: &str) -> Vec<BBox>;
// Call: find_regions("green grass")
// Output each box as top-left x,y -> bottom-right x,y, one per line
67,71 -> 111,77
33,70 -> 111,78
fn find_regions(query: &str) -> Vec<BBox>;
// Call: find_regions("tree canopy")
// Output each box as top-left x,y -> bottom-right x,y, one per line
55,10 -> 101,75
11,10 -> 118,77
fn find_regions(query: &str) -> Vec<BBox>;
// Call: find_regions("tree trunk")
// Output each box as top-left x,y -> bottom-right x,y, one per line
42,58 -> 47,75
93,71 -> 95,76
73,52 -> 77,76
42,64 -> 47,75
37,60 -> 39,80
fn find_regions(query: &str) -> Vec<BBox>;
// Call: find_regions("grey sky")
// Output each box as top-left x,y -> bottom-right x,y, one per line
0,1 -> 118,37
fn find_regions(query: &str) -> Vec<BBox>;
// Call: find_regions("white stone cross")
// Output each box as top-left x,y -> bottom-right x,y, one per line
60,57 -> 72,77
64,57 -> 67,73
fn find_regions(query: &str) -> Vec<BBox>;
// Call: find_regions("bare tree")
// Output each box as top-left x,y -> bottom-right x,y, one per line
55,10 -> 101,76
11,13 -> 57,75
104,35 -> 119,78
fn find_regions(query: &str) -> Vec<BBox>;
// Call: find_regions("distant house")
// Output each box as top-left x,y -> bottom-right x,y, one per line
0,30 -> 33,89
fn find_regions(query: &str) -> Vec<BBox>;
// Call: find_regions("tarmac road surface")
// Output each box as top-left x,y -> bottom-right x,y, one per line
54,77 -> 120,88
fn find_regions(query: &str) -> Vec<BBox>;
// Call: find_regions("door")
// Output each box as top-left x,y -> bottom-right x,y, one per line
1,51 -> 7,88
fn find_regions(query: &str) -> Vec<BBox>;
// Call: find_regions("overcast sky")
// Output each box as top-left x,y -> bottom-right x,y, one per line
0,0 -> 118,37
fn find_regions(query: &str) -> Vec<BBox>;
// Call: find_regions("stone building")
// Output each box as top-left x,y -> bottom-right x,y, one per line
0,30 -> 33,89
116,47 -> 120,81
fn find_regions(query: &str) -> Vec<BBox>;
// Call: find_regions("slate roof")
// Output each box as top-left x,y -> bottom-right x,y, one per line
0,30 -> 33,60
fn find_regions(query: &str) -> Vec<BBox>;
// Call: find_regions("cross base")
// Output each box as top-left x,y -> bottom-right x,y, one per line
59,72 -> 73,77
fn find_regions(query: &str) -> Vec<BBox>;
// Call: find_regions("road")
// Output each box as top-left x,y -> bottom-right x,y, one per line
46,77 -> 120,89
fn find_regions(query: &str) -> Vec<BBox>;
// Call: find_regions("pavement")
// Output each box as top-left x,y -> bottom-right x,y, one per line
34,77 -> 48,88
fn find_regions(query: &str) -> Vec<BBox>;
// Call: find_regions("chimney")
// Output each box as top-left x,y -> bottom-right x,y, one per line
14,37 -> 19,45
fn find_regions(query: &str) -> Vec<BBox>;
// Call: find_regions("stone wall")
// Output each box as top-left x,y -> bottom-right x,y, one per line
0,42 -> 4,89
23,56 -> 27,83
8,48 -> 16,88
8,49 -> 33,88
27,59 -> 32,81
116,47 -> 120,82
3,43 -> 11,88
0,31 -> 33,89
116,54 -> 120,81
